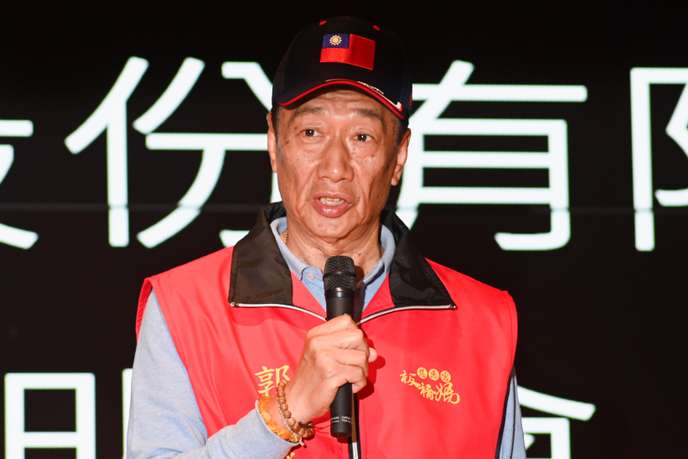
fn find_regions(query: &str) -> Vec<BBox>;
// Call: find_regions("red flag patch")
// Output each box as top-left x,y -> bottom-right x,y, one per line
320,32 -> 376,71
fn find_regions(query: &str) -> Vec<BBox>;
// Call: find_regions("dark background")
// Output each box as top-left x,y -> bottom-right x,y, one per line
1,3 -> 686,458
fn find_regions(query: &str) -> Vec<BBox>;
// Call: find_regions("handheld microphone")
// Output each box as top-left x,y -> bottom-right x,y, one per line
323,255 -> 357,438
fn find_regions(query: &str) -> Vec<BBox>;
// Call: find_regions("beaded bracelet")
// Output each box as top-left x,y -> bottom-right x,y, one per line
276,380 -> 315,444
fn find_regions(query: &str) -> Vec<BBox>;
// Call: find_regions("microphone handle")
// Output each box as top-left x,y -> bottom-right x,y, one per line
330,381 -> 353,437
326,289 -> 354,438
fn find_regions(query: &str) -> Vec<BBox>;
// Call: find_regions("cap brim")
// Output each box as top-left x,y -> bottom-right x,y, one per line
277,79 -> 406,121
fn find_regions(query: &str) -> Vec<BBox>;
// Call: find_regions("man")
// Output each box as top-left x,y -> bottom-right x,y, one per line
126,15 -> 526,458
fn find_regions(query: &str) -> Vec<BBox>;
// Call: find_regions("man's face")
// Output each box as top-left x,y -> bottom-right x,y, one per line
266,87 -> 410,245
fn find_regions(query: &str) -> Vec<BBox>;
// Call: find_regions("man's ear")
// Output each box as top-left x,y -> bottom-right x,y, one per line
266,111 -> 278,172
390,127 -> 411,186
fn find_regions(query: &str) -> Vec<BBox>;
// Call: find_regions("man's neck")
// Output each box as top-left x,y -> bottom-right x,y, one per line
283,222 -> 383,278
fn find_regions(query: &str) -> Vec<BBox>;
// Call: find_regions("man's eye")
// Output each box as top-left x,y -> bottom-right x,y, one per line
303,128 -> 316,137
356,133 -> 371,142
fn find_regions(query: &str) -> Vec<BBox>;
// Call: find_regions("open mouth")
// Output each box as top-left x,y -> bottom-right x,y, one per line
312,194 -> 352,218
318,197 -> 346,206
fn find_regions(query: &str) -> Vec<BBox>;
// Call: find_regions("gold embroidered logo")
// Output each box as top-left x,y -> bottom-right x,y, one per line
254,364 -> 291,397
400,366 -> 460,405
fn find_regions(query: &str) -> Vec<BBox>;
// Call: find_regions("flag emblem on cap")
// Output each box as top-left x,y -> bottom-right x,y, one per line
320,32 -> 376,71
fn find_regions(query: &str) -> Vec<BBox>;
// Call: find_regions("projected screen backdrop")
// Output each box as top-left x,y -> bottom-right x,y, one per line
1,7 -> 686,459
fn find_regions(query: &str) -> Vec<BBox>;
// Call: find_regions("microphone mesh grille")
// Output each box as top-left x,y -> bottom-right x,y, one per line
323,256 -> 356,290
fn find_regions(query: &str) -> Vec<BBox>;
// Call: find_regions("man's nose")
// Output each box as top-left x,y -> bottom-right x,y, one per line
317,134 -> 353,182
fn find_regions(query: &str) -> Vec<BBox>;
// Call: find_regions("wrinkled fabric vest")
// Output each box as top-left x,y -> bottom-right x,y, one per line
136,246 -> 517,458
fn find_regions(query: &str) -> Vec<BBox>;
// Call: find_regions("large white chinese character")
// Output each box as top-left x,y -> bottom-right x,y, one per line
218,61 -> 277,246
5,373 -> 96,459
0,120 -> 38,249
65,57 -> 148,247
399,60 -> 587,250
518,385 -> 596,459
65,57 -> 271,248
630,67 -> 688,251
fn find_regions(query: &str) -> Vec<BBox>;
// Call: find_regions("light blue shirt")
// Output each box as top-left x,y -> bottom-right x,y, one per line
269,216 -> 395,313
126,218 -> 526,458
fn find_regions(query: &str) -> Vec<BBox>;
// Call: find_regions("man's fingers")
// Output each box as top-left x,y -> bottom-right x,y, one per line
322,314 -> 358,331
352,380 -> 367,394
307,314 -> 357,338
308,328 -> 369,353
331,349 -> 370,375
327,364 -> 367,392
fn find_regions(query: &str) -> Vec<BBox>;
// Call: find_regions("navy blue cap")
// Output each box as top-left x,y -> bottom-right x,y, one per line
271,16 -> 412,121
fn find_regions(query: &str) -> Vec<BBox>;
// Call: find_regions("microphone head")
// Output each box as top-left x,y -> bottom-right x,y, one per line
323,256 -> 356,291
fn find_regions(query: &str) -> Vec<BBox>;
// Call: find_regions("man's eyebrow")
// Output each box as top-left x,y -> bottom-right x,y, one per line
352,107 -> 385,124
288,106 -> 326,126
287,105 -> 385,127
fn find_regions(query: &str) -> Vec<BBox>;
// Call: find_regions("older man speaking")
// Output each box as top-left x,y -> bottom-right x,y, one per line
126,15 -> 526,459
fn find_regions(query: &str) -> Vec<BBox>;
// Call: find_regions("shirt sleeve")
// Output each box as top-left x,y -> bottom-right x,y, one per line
125,289 -> 297,459
497,372 -> 527,459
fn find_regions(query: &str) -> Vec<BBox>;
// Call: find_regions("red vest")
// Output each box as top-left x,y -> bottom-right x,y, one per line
135,203 -> 517,458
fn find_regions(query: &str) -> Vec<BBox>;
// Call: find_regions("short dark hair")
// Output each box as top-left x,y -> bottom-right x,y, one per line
270,106 -> 408,146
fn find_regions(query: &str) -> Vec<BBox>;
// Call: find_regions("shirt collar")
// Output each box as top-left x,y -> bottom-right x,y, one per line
229,201 -> 454,309
269,216 -> 395,287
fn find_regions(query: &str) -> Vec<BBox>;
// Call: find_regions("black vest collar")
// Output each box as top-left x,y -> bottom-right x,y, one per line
228,202 -> 453,308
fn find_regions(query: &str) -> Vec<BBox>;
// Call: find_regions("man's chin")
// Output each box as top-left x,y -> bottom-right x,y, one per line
311,226 -> 353,242
303,217 -> 356,243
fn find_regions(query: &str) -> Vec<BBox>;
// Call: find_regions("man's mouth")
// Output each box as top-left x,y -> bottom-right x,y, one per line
318,197 -> 345,206
312,194 -> 352,218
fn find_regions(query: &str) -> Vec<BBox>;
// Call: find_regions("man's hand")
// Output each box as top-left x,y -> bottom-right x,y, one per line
269,314 -> 377,425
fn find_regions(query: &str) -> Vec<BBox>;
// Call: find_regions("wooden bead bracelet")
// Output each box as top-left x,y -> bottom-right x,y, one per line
277,379 -> 314,443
